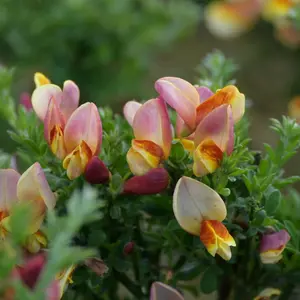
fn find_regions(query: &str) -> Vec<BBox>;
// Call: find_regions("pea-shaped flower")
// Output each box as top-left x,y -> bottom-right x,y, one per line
125,98 -> 172,176
173,176 -> 236,260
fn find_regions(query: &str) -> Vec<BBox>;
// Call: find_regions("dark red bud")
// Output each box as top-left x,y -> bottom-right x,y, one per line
123,168 -> 169,195
20,92 -> 33,111
84,156 -> 110,184
15,253 -> 46,289
123,241 -> 135,255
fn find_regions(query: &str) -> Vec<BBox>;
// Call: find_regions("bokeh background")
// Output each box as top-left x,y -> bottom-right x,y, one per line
1,0 -> 299,180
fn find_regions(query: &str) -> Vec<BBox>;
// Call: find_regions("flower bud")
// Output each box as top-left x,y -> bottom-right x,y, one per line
123,168 -> 169,195
14,253 -> 46,289
84,156 -> 110,184
123,241 -> 135,255
20,92 -> 33,111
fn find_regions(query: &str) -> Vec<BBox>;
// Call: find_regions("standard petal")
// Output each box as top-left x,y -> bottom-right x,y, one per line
150,282 -> 184,300
17,162 -> 56,210
194,104 -> 234,154
196,85 -> 245,125
173,177 -> 227,236
61,80 -> 80,120
34,72 -> 51,88
196,86 -> 214,103
133,98 -> 172,158
175,114 -> 193,138
0,169 -> 20,211
123,101 -> 142,126
20,92 -> 33,111
31,84 -> 63,121
64,103 -> 102,155
155,77 -> 199,130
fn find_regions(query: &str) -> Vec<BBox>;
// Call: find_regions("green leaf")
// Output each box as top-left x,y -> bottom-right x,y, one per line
175,262 -> 207,280
265,187 -> 281,215
284,220 -> 299,248
110,205 -> 122,220
109,173 -> 123,195
200,267 -> 218,294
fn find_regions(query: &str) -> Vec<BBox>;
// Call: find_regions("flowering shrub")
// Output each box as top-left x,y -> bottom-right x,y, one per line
0,51 -> 300,299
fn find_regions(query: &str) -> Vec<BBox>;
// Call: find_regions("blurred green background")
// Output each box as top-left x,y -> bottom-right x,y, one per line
1,0 -> 300,178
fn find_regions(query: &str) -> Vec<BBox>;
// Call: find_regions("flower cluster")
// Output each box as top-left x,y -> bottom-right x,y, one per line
3,68 -> 294,299
205,0 -> 300,48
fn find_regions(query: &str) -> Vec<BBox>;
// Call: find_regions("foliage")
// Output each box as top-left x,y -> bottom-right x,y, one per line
0,0 -> 199,106
1,51 -> 300,300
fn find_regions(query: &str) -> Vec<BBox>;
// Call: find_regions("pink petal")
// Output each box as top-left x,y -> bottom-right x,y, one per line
44,98 -> 66,144
61,80 -> 80,121
123,101 -> 142,126
194,104 -> 234,155
260,230 -> 290,253
0,169 -> 20,211
64,103 -> 102,155
196,86 -> 214,103
155,77 -> 199,130
17,162 -> 56,210
150,282 -> 184,300
133,98 -> 172,158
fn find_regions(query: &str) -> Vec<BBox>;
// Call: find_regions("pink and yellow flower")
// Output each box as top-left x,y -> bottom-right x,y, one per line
31,78 -> 79,122
0,163 -> 56,252
173,176 -> 236,260
32,82 -> 102,180
260,229 -> 290,264
155,77 -> 245,137
204,0 -> 263,39
125,98 -> 172,175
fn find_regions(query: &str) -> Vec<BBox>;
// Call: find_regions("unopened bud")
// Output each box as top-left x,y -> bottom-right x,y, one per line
123,241 -> 135,255
20,92 -> 33,111
84,156 -> 110,184
123,168 -> 169,195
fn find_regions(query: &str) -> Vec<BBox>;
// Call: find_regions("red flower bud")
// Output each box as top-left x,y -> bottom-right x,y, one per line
84,156 -> 110,184
123,168 -> 169,195
123,241 -> 135,255
14,253 -> 46,289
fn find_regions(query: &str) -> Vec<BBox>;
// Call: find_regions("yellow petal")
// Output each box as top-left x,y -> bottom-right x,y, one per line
34,72 -> 51,87
173,177 -> 227,236
193,139 -> 223,177
200,220 -> 236,260
63,140 -> 93,180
